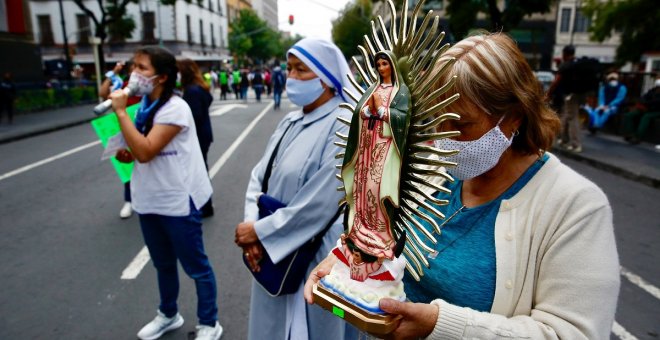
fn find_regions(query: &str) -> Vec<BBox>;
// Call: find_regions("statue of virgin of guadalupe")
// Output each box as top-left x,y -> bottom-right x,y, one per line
335,50 -> 411,282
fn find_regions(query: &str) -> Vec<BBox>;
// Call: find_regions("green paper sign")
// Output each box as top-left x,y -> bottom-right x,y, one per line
90,104 -> 139,183
332,306 -> 345,319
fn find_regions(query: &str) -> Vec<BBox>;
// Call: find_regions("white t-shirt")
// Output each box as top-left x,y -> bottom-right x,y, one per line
130,96 -> 212,216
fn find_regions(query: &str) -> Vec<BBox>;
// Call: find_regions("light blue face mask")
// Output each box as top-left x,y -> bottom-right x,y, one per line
286,77 -> 325,107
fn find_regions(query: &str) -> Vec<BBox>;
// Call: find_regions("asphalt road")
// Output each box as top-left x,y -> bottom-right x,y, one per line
0,98 -> 657,339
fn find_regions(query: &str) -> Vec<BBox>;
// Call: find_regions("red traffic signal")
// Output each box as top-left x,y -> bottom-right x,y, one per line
288,15 -> 294,25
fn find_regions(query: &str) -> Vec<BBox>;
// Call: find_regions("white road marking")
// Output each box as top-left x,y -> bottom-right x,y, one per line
121,101 -> 274,279
621,266 -> 660,300
120,247 -> 151,280
612,321 -> 639,340
0,140 -> 101,182
210,103 -> 248,117
209,102 -> 273,178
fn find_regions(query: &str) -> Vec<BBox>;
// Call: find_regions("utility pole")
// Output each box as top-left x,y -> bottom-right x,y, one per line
58,0 -> 73,84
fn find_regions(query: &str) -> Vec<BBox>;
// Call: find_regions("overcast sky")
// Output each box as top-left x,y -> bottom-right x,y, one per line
278,0 -> 353,41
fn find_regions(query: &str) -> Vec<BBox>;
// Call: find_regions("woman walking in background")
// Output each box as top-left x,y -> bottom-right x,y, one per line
178,59 -> 215,217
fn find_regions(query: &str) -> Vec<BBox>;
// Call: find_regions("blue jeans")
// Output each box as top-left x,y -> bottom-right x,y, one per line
273,90 -> 282,109
254,85 -> 263,102
138,202 -> 218,326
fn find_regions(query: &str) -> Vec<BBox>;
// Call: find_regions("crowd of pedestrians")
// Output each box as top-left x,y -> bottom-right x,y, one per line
201,63 -> 287,106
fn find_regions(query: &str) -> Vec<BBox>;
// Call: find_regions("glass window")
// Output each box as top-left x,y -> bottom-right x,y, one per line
76,14 -> 90,45
142,12 -> 155,42
38,15 -> 54,45
199,19 -> 205,46
186,15 -> 192,44
560,8 -> 571,33
574,9 -> 591,32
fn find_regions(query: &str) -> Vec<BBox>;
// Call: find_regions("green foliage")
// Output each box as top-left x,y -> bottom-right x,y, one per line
582,0 -> 660,64
331,0 -> 373,59
15,87 -> 97,112
229,9 -> 282,65
445,0 -> 553,39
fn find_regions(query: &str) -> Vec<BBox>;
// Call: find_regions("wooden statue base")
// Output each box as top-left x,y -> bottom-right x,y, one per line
312,283 -> 402,336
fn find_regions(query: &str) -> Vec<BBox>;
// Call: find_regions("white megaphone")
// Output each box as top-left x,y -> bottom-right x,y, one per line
93,83 -> 139,116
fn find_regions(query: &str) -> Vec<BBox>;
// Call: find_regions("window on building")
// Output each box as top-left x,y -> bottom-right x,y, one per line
574,9 -> 591,33
187,15 -> 192,45
209,0 -> 213,11
142,11 -> 156,43
38,15 -> 54,46
76,14 -> 90,45
218,0 -> 224,16
408,0 -> 442,10
560,8 -> 571,33
219,26 -> 224,48
211,23 -> 215,48
200,19 -> 205,46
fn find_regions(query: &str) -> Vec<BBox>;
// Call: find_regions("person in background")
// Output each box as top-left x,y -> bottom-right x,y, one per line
219,69 -> 229,101
271,62 -> 286,110
235,38 -> 358,340
232,68 -> 241,100
306,32 -> 620,340
240,69 -> 250,102
99,61 -> 141,219
547,45 -> 592,153
0,72 -> 16,124
585,71 -> 627,134
249,67 -> 264,103
178,59 -> 215,218
110,46 -> 222,340
264,68 -> 272,97
623,76 -> 660,144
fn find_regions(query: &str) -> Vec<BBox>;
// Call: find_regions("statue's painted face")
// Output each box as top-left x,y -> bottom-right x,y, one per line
376,58 -> 392,82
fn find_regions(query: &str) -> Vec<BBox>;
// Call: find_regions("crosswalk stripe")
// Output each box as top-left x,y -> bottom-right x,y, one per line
612,321 -> 639,340
621,266 -> 660,300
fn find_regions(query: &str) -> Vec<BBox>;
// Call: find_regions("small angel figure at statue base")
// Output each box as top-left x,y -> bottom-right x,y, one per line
319,236 -> 407,314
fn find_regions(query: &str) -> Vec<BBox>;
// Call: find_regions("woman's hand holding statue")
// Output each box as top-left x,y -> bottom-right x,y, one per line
377,299 -> 439,340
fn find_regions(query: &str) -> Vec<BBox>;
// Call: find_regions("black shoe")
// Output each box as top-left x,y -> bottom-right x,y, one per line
588,127 -> 597,135
628,137 -> 641,145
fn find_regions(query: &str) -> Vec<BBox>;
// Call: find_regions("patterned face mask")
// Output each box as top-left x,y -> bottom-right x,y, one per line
128,71 -> 158,96
434,116 -> 513,180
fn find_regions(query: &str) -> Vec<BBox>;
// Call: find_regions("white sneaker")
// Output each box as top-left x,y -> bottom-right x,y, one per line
119,201 -> 132,219
137,310 -> 184,340
195,322 -> 223,340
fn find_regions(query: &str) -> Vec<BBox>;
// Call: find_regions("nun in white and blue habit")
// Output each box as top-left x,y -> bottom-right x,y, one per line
239,38 -> 359,340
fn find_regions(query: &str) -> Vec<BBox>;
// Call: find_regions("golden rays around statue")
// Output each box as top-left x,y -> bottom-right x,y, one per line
311,0 -> 462,335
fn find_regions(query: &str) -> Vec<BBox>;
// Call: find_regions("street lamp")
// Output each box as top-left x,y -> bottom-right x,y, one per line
58,0 -> 73,84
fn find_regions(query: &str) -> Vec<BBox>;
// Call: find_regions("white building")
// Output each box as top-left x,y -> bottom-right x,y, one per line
28,0 -> 230,67
553,0 -> 620,65
250,0 -> 277,29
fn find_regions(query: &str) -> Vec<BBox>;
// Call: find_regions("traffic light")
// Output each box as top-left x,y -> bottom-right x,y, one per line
288,15 -> 294,25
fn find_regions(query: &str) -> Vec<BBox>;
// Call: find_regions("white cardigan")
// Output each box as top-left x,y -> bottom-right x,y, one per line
426,153 -> 620,340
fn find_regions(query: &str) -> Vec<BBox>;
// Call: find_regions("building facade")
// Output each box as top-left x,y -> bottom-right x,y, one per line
28,0 -> 230,72
0,0 -> 43,82
251,0 -> 277,29
226,0 -> 251,29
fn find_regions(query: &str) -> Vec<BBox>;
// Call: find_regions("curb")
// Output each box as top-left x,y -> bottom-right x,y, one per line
0,118 -> 94,145
554,148 -> 660,189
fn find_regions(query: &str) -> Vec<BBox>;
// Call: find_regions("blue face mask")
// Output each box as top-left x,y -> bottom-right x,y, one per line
286,77 -> 325,107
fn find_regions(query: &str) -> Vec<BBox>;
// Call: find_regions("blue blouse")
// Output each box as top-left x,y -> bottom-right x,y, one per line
403,153 -> 549,312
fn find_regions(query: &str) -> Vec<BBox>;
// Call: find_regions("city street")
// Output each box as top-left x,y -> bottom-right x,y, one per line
0,98 -> 658,339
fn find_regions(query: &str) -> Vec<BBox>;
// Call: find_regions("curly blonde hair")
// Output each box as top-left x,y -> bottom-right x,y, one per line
434,32 -> 560,154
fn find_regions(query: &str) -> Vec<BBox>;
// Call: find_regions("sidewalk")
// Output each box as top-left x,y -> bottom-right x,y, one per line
553,132 -> 660,188
1,99 -> 658,189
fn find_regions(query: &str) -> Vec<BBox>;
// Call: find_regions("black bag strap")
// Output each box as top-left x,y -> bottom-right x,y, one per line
262,122 -> 293,194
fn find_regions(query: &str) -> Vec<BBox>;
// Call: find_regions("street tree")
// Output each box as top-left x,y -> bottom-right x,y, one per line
228,9 -> 280,66
72,0 -> 138,68
445,0 -> 554,39
331,0 -> 373,59
582,0 -> 660,65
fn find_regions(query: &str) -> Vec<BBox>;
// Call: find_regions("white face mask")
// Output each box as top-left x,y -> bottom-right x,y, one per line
609,80 -> 618,87
654,79 -> 660,87
128,71 -> 158,96
286,77 -> 325,106
434,117 -> 513,180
